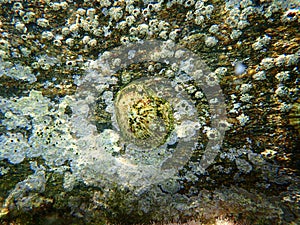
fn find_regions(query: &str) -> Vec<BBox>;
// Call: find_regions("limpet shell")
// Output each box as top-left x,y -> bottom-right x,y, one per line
115,78 -> 174,148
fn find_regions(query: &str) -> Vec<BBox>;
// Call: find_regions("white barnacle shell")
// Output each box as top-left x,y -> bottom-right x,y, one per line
275,71 -> 290,82
109,7 -> 124,22
205,36 -> 218,47
206,72 -> 219,86
252,71 -> 266,80
37,18 -> 49,27
237,113 -> 249,126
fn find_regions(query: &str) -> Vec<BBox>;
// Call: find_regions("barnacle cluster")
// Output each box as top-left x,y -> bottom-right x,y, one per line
0,0 -> 299,224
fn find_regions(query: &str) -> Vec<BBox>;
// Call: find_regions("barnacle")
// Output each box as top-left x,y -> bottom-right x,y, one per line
0,0 -> 299,224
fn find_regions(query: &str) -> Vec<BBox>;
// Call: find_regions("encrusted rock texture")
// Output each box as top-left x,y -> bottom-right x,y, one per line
0,0 -> 299,224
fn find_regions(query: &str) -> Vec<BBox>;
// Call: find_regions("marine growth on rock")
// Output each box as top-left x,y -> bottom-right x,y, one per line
0,0 -> 299,224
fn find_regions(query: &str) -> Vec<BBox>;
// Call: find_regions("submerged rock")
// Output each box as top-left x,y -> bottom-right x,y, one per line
0,0 -> 299,224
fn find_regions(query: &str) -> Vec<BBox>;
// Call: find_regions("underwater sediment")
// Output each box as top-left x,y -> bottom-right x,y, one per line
0,0 -> 299,224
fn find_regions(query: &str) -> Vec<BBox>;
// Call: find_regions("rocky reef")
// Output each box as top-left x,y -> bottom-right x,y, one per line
0,0 -> 299,224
